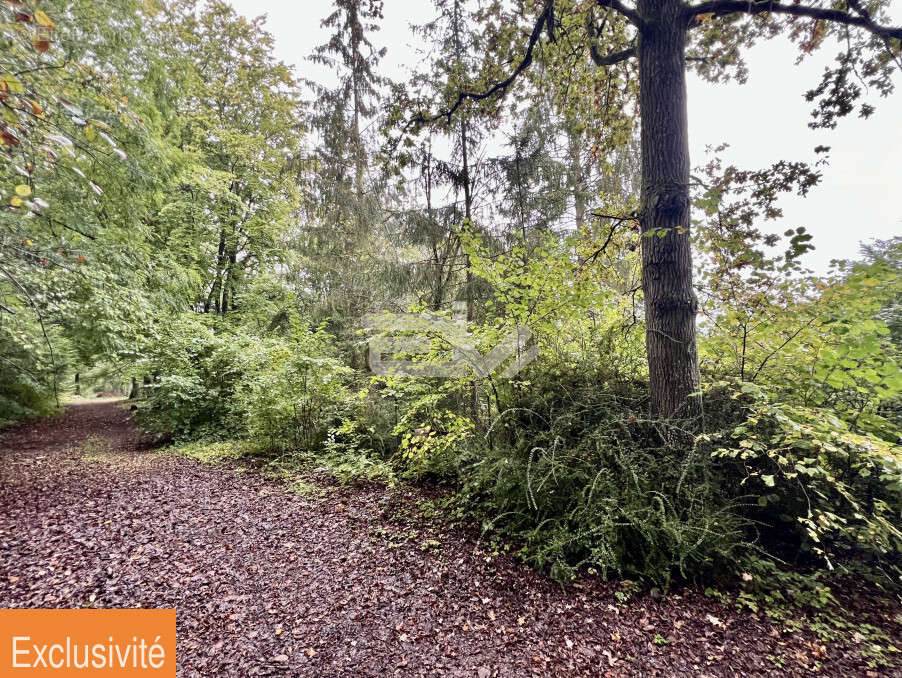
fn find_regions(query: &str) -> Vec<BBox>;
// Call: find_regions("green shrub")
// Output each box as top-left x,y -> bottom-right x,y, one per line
134,315 -> 250,437
236,325 -> 352,452
0,317 -> 63,428
441,371 -> 749,586
0,370 -> 59,428
418,373 -> 902,587
707,382 -> 902,567
134,315 -> 352,452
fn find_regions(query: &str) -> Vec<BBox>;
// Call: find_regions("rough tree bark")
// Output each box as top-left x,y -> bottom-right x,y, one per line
636,0 -> 701,420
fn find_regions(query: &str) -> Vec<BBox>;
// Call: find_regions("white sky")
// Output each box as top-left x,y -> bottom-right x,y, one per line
229,0 -> 901,274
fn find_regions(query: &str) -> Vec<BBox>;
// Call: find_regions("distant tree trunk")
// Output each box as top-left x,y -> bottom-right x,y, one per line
350,0 -> 365,195
637,0 -> 701,420
567,126 -> 586,233
423,151 -> 447,312
221,248 -> 237,315
514,144 -> 528,241
74,372 -> 81,396
128,377 -> 139,399
205,229 -> 227,313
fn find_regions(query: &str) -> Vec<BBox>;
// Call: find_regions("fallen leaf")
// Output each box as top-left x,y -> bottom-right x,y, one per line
705,614 -> 723,627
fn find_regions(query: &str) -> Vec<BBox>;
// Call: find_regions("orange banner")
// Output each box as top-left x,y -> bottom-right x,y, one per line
0,609 -> 175,676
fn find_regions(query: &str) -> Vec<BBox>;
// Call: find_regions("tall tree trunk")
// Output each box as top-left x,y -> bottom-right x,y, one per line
637,0 -> 701,420
567,125 -> 586,233
460,117 -> 474,323
74,372 -> 80,396
350,1 -> 365,196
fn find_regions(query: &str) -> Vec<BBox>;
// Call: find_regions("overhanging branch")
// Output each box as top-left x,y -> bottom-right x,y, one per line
596,0 -> 645,28
410,3 -> 553,127
685,0 -> 902,40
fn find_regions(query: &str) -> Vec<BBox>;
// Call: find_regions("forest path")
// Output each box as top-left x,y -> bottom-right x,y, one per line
0,399 -> 879,677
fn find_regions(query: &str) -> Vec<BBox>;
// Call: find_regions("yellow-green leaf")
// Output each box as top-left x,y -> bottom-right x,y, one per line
15,184 -> 31,197
34,10 -> 55,29
1,73 -> 24,94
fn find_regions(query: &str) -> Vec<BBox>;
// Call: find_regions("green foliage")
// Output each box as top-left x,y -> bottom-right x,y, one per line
451,373 -> 748,586
709,383 -> 902,565
392,381 -> 474,476
167,439 -> 252,465
237,324 -> 352,452
0,306 -> 63,426
3,0 -> 900,622
134,314 -> 352,450
134,315 -> 250,437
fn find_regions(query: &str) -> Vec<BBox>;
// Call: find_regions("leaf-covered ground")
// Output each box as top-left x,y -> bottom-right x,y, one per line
0,400 -> 897,677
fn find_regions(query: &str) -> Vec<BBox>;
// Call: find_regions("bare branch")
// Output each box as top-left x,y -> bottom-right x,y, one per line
749,316 -> 817,382
686,0 -> 902,40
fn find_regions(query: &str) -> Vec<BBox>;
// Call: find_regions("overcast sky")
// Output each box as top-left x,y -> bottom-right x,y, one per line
229,0 -> 901,274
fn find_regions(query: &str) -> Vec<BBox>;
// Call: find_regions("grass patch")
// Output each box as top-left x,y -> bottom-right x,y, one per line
165,440 -> 253,464
163,439 -> 395,497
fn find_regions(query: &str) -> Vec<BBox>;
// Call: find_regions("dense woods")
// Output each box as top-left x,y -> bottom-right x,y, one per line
2,0 -> 901,666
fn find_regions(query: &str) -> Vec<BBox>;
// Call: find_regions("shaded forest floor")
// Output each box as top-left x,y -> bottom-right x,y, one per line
0,400 -> 898,677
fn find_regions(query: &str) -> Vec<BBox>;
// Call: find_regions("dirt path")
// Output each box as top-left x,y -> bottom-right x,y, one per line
0,400 -> 896,677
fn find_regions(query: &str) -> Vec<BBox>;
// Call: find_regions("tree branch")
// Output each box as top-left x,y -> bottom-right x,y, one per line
0,263 -> 58,404
686,0 -> 902,40
590,44 -> 637,66
596,0 -> 645,28
410,3 -> 553,127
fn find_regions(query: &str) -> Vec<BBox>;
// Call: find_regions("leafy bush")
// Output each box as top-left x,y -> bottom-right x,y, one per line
707,382 -> 902,566
134,316 -> 250,437
134,314 -> 352,451
0,368 -> 59,428
236,326 -> 352,452
0,318 -> 63,428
